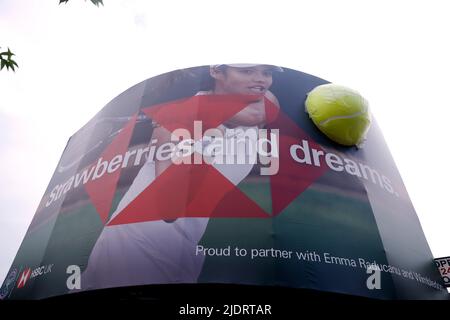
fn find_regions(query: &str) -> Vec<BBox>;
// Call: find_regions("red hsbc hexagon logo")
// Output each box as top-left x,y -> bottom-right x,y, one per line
16,268 -> 31,289
83,95 -> 328,226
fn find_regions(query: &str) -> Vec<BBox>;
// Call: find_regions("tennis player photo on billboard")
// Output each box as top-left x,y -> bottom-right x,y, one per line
1,64 -> 447,300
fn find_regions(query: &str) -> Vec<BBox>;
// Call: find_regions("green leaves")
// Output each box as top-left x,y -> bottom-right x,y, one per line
0,47 -> 18,72
59,0 -> 104,6
90,0 -> 104,5
2,1 -> 105,73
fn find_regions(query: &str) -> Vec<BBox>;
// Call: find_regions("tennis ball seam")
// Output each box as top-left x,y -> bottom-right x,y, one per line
318,108 -> 369,126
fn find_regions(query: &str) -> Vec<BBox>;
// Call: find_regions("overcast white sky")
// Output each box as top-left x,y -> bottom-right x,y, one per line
1,0 -> 449,285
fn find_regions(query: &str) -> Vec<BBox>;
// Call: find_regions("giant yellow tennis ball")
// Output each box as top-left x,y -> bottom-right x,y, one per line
305,84 -> 371,146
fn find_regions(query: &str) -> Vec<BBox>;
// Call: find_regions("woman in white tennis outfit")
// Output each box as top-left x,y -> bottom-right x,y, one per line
80,64 -> 281,290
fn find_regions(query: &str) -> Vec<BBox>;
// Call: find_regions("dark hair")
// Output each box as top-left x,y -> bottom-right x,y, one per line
142,65 -> 215,106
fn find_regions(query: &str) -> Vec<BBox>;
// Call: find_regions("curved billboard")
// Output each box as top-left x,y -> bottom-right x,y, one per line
1,64 -> 448,300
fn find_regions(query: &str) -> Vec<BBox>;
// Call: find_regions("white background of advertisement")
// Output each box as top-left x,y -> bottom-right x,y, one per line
0,0 -> 449,292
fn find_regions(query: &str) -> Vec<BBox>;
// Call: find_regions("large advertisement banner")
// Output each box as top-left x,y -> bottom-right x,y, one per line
1,65 -> 448,300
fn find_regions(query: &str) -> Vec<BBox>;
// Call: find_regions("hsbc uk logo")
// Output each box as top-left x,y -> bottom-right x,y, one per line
16,264 -> 53,289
